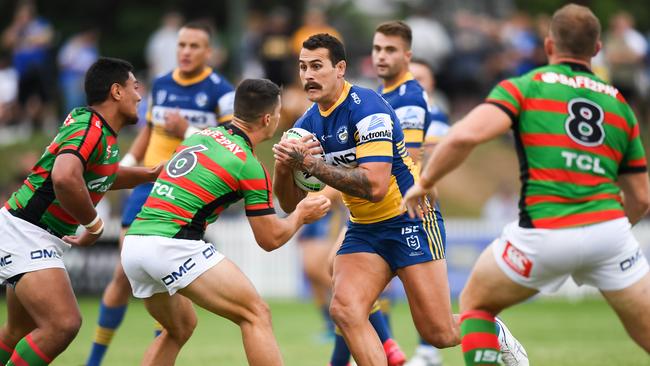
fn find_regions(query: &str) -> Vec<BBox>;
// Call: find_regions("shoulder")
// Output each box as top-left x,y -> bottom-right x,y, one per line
208,71 -> 235,92
294,104 -> 318,129
348,85 -> 393,119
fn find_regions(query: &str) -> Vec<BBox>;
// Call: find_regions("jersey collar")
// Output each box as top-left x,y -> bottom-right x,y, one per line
319,80 -> 352,117
559,61 -> 593,74
86,107 -> 117,136
381,72 -> 414,94
172,67 -> 213,86
223,123 -> 253,150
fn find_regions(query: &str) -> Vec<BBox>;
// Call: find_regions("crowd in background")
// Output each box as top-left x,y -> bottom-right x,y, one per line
0,0 -> 649,217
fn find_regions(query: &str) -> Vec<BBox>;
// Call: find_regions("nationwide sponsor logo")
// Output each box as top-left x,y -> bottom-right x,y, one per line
336,126 -> 348,143
538,72 -> 619,98
502,241 -> 532,278
198,129 -> 245,158
325,147 -> 357,168
620,249 -> 644,272
162,258 -> 196,285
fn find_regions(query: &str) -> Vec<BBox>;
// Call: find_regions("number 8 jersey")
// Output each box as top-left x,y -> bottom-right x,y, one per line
487,62 -> 647,229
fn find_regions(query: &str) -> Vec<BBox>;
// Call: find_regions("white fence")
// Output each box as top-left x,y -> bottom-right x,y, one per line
62,217 -> 650,298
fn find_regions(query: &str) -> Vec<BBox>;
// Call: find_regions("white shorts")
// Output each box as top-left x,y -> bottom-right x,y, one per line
493,218 -> 649,293
122,235 -> 225,298
0,208 -> 70,285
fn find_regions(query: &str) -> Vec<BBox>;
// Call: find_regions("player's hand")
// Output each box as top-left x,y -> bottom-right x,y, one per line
402,182 -> 437,219
273,138 -> 312,170
149,162 -> 165,180
297,195 -> 331,224
63,229 -> 102,247
164,109 -> 189,139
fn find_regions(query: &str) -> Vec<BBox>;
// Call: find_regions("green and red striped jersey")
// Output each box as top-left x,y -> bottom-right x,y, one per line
5,107 -> 120,236
127,124 -> 275,239
486,62 -> 647,229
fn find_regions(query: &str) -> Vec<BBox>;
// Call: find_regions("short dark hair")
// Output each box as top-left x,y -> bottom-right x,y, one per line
550,4 -> 600,58
375,21 -> 412,48
302,33 -> 346,66
234,79 -> 281,123
85,57 -> 134,105
181,21 -> 213,41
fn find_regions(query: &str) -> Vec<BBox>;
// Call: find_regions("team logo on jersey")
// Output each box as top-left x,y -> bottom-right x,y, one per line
156,90 -> 167,105
502,241 -> 532,278
405,235 -> 421,250
351,92 -> 361,104
336,126 -> 348,143
195,92 -> 209,108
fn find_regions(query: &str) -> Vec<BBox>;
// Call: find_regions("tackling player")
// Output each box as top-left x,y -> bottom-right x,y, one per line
85,22 -> 235,366
0,57 -> 161,366
121,78 -> 330,366
403,4 -> 650,365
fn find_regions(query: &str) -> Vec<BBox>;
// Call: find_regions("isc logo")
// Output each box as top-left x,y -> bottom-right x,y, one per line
0,255 -> 12,267
30,249 -> 60,260
162,258 -> 196,285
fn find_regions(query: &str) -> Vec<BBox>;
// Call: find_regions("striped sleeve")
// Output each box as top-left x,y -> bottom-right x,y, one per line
619,117 -> 647,174
355,113 -> 394,164
394,94 -> 428,148
239,159 -> 275,216
57,116 -> 104,167
485,78 -> 524,122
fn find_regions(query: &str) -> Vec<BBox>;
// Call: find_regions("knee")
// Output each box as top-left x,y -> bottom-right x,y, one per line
51,314 -> 82,343
167,313 -> 197,344
419,322 -> 459,349
329,296 -> 365,329
237,298 -> 272,330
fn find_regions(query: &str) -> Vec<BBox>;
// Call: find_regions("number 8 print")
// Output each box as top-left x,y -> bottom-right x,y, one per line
565,98 -> 605,147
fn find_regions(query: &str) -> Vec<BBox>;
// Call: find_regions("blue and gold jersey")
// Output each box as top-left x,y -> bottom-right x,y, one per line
295,81 -> 421,224
424,104 -> 449,145
143,67 -> 235,167
379,73 -> 429,149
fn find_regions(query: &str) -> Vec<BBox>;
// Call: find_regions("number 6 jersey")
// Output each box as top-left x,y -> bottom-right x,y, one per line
486,62 -> 647,229
127,124 -> 275,240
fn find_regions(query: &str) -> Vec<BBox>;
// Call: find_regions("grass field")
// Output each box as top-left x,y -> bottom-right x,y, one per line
0,296 -> 646,365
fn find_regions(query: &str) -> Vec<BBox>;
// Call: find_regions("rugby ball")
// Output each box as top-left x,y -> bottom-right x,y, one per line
285,127 -> 326,192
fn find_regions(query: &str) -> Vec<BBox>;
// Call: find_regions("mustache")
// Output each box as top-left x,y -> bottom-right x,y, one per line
304,82 -> 322,91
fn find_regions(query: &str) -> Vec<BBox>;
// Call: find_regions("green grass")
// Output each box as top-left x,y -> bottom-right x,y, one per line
0,296 -> 646,365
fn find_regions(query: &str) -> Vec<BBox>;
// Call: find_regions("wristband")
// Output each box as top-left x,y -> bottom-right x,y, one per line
120,152 -> 137,167
87,220 -> 104,235
184,126 -> 201,139
83,215 -> 100,229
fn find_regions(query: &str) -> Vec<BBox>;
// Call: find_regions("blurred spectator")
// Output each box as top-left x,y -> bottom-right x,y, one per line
410,58 -> 449,114
604,11 -> 648,104
290,7 -> 342,56
404,10 -> 452,73
0,50 -> 18,125
145,11 -> 183,80
501,12 -> 538,75
259,7 -> 293,86
482,182 -> 519,225
57,29 -> 99,114
1,0 -> 55,130
240,10 -> 265,79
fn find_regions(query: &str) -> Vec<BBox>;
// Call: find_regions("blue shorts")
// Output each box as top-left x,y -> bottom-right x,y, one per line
338,211 -> 446,271
121,183 -> 154,227
298,210 -> 334,241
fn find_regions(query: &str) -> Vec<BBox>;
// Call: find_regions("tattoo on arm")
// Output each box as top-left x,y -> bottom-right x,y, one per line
306,158 -> 373,201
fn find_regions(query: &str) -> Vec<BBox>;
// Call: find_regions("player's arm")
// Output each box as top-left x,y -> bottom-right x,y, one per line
618,172 -> 650,225
247,195 -> 331,251
273,158 -> 307,213
120,123 -> 152,167
110,164 -> 163,190
51,154 -> 103,245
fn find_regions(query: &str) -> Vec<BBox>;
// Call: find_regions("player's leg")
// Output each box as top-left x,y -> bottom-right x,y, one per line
7,268 -> 82,365
140,293 -> 197,366
0,285 -> 37,363
86,229 -> 131,366
459,245 -> 537,366
601,272 -> 650,353
329,252 -> 393,366
180,258 -> 283,365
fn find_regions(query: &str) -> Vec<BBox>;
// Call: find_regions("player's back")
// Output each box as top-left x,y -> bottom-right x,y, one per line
129,125 -> 273,239
488,62 -> 646,228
